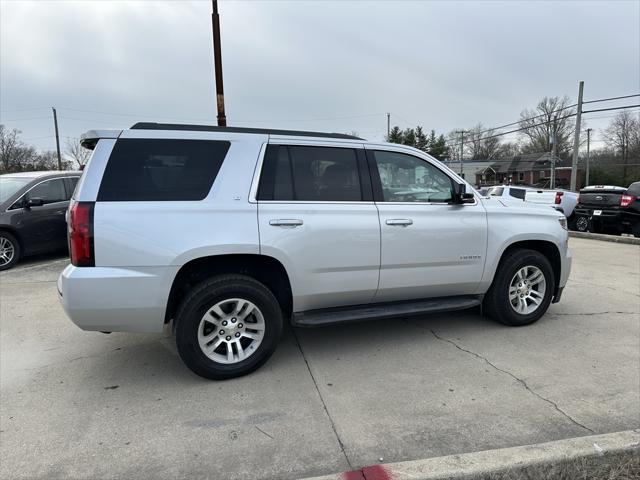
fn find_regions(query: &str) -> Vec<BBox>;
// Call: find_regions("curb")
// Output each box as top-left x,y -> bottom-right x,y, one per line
301,430 -> 640,480
569,230 -> 640,245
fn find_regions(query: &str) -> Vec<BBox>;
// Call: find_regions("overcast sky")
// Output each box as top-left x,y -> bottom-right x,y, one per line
1,0 -> 639,154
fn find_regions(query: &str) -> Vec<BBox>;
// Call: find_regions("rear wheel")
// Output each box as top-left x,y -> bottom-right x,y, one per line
575,215 -> 589,232
175,274 -> 283,380
484,249 -> 555,326
0,232 -> 20,271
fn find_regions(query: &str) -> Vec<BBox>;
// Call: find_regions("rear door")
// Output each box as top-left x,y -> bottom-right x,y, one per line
11,177 -> 70,253
256,141 -> 380,312
366,145 -> 488,301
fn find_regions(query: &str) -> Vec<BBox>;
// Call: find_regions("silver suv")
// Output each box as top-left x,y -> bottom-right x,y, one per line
58,123 -> 571,379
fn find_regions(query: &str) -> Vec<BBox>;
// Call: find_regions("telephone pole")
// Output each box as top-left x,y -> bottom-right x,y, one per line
585,128 -> 592,187
455,130 -> 466,176
211,0 -> 227,126
570,80 -> 584,191
386,113 -> 390,138
52,107 -> 62,170
550,129 -> 556,189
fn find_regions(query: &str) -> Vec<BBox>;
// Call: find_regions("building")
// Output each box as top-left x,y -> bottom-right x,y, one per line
474,152 -> 582,189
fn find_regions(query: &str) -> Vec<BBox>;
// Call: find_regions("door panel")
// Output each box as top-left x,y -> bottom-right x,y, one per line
259,203 -> 380,311
367,147 -> 488,302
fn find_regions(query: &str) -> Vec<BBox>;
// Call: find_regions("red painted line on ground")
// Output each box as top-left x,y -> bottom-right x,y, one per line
342,464 -> 392,480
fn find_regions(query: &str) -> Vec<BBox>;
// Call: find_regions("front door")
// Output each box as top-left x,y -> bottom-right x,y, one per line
367,147 -> 488,302
257,143 -> 380,312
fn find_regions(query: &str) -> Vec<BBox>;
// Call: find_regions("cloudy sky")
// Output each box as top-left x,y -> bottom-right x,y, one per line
1,0 -> 639,154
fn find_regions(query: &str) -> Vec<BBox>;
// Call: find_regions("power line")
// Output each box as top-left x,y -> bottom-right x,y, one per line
582,104 -> 640,114
583,94 -> 640,104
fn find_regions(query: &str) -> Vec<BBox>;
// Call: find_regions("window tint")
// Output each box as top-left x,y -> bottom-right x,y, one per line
373,151 -> 453,202
98,139 -> 230,201
258,145 -> 362,201
66,177 -> 79,199
509,188 -> 526,200
27,178 -> 67,204
627,182 -> 640,196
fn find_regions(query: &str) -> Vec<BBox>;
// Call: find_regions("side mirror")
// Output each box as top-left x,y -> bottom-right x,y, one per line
27,197 -> 44,208
453,183 -> 475,204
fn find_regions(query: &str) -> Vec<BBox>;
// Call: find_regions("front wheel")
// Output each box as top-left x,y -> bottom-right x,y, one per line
483,249 -> 555,326
0,231 -> 20,271
175,275 -> 283,380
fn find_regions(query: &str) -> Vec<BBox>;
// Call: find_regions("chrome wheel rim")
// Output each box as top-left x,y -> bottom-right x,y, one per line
197,298 -> 265,365
0,237 -> 15,266
509,266 -> 546,315
576,216 -> 588,231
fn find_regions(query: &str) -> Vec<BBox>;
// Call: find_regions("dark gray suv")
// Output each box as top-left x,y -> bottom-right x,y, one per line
0,171 -> 80,270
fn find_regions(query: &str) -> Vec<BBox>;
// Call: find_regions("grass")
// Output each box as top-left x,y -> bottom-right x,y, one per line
479,450 -> 640,480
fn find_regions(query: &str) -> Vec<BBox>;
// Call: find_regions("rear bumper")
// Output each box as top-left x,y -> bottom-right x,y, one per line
58,264 -> 178,333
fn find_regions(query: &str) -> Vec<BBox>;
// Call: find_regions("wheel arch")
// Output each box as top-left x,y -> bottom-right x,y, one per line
495,240 -> 561,297
165,254 -> 293,328
0,226 -> 24,253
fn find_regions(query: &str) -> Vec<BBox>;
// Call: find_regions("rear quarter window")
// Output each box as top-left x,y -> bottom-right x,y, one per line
627,182 -> 640,196
97,139 -> 230,201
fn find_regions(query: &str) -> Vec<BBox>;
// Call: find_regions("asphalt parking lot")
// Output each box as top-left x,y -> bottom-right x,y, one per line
1,238 -> 639,480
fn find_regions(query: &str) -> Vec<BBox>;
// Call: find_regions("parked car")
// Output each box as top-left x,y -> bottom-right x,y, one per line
58,123 -> 571,380
485,185 -> 578,220
573,183 -> 640,236
0,171 -> 80,270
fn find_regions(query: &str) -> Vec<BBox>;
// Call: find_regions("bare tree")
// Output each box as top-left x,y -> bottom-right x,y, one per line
0,125 -> 38,173
603,110 -> 640,185
465,123 -> 503,160
65,137 -> 91,169
518,96 -> 576,157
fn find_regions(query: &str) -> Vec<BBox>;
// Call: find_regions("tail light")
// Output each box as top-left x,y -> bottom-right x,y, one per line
68,200 -> 95,267
555,191 -> 564,204
620,194 -> 634,208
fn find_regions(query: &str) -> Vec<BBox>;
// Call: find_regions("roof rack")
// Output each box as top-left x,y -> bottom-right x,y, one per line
130,122 -> 363,140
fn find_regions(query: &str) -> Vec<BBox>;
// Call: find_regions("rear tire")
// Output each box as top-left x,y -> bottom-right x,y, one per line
0,231 -> 20,271
175,274 -> 283,380
483,249 -> 555,327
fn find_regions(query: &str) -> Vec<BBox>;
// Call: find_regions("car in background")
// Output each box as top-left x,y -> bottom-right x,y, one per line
573,183 -> 640,236
485,185 -> 578,220
0,171 -> 80,270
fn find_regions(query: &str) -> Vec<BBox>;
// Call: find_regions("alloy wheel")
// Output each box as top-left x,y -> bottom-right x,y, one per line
0,237 -> 15,267
197,298 -> 265,364
508,266 -> 546,315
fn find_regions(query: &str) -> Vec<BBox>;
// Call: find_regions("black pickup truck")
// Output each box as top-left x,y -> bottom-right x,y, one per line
573,182 -> 640,236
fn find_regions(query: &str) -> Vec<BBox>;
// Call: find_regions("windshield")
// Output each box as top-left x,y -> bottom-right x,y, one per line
0,176 -> 32,203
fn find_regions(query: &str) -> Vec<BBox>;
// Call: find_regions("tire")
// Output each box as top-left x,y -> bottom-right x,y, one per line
175,274 -> 283,380
632,223 -> 640,238
0,231 -> 20,271
483,248 -> 555,327
574,215 -> 589,232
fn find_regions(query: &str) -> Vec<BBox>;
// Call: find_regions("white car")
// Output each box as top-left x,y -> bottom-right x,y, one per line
486,185 -> 578,218
58,123 -> 571,379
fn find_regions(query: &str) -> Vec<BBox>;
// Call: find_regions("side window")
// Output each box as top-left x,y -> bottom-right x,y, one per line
509,188 -> 526,200
97,139 -> 230,201
66,177 -> 79,200
372,150 -> 453,203
258,145 -> 362,201
27,179 -> 67,205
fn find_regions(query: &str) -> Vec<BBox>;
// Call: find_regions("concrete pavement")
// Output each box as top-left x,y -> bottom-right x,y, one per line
1,238 -> 638,479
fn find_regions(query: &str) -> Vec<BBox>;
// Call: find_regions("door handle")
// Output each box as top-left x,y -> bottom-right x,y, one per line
386,218 -> 413,227
269,219 -> 303,227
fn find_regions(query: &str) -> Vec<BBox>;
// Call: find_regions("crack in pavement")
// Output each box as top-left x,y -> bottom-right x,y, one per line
425,327 -> 596,434
291,328 -> 354,471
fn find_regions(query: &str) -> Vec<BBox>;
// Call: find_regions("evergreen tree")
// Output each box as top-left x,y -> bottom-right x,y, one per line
387,126 -> 403,144
402,128 -> 416,147
415,126 -> 428,152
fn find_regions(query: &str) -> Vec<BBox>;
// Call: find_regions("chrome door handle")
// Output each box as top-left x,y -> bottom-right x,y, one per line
269,219 -> 303,227
386,218 -> 413,226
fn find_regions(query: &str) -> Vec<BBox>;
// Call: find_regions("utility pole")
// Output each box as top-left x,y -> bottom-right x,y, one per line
211,0 -> 226,126
550,129 -> 556,189
386,113 -> 390,139
570,80 -> 584,191
585,128 -> 592,187
455,130 -> 466,176
52,107 -> 62,170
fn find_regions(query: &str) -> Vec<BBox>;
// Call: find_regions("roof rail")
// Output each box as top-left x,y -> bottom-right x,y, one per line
130,122 -> 363,140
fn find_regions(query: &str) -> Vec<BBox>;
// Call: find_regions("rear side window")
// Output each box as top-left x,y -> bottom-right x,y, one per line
98,139 -> 230,201
627,182 -> 640,196
258,145 -> 363,201
509,188 -> 525,200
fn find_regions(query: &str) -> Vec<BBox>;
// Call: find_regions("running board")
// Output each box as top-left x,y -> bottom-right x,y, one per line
292,295 -> 482,327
